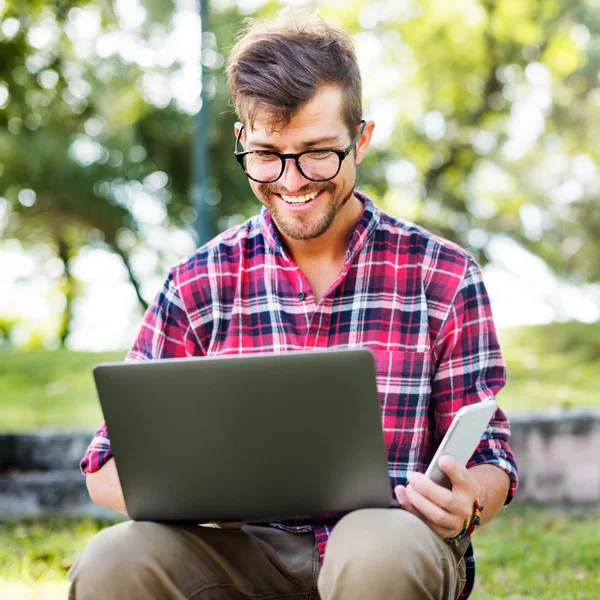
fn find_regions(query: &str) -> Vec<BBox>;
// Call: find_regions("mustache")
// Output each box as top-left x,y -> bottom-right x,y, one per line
261,181 -> 335,196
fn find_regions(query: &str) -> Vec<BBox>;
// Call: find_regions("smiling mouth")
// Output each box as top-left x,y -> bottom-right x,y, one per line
279,190 -> 321,205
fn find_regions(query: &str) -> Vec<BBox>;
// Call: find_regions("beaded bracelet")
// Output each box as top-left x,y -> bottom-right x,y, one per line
445,499 -> 483,546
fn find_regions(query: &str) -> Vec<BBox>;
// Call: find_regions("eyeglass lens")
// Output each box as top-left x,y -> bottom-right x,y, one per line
243,151 -> 340,183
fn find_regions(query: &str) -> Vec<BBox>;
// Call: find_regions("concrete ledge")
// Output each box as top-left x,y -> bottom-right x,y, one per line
509,409 -> 600,504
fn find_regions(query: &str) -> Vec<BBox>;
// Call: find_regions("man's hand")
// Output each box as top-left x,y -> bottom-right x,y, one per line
394,455 -> 480,539
198,521 -> 246,530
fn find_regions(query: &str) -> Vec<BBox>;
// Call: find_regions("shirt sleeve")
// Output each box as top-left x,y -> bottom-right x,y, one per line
80,270 -> 199,474
431,259 -> 518,504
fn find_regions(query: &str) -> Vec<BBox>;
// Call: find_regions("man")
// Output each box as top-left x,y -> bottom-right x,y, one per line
70,9 -> 517,600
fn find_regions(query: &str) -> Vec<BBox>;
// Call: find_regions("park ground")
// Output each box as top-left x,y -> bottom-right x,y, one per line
1,320 -> 599,599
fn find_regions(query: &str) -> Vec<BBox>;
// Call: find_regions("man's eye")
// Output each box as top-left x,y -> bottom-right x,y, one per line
253,153 -> 278,162
308,151 -> 334,160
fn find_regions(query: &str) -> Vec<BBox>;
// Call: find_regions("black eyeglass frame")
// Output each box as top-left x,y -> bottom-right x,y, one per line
234,119 -> 367,184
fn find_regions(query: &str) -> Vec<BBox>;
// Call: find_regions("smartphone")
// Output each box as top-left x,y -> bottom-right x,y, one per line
424,400 -> 498,489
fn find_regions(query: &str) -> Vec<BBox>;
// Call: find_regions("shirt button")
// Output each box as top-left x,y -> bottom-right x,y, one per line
298,292 -> 306,301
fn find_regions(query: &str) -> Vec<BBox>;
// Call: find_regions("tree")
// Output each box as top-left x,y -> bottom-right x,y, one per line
1,0 -> 599,349
0,0 -> 211,343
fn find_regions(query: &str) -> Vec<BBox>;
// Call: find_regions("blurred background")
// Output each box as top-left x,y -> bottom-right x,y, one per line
1,0 -> 599,598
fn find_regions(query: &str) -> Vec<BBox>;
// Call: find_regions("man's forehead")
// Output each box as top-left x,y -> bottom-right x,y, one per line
246,122 -> 344,141
245,85 -> 347,143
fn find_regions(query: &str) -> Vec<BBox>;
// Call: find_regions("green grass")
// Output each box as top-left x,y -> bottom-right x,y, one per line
0,348 -> 124,432
0,320 -> 598,432
0,506 -> 599,599
471,505 -> 600,599
0,518 -> 112,598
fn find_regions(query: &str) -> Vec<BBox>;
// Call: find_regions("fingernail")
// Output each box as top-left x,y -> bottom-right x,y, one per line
439,455 -> 452,469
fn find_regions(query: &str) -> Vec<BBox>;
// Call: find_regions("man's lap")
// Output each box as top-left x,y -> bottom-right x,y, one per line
69,510 -> 465,599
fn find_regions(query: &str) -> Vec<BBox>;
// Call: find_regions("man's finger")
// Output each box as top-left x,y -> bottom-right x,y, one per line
198,521 -> 245,529
406,471 -> 455,509
395,485 -> 430,522
438,455 -> 471,491
405,485 -> 457,531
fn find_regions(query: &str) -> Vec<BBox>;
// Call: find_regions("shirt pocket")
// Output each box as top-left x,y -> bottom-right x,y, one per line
374,350 -> 432,476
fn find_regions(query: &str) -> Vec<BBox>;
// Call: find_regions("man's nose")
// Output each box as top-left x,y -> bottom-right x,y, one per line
278,158 -> 308,193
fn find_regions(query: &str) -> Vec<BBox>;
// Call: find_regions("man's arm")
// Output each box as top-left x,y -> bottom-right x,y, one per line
86,457 -> 128,516
395,257 -> 517,538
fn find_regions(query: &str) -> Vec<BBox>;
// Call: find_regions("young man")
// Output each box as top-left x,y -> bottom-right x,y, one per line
70,10 -> 517,600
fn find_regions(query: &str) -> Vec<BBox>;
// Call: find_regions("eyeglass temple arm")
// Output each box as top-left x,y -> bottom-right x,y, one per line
234,124 -> 245,153
344,120 -> 367,156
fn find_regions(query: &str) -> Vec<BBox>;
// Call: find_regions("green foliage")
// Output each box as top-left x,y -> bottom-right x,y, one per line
1,0 -> 600,350
1,506 -> 599,598
497,320 -> 600,411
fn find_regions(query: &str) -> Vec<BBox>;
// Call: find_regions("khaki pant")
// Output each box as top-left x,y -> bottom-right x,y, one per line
69,509 -> 467,599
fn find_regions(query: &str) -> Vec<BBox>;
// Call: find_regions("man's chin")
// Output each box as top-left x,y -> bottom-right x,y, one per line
272,210 -> 336,242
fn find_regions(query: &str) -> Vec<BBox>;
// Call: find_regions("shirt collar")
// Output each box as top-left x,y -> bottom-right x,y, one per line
258,189 -> 380,264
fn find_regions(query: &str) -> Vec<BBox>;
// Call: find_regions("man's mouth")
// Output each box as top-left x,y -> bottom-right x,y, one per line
279,191 -> 321,205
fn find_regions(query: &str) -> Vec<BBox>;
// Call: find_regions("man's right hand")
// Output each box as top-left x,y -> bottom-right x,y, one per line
198,522 -> 246,530
85,457 -> 128,516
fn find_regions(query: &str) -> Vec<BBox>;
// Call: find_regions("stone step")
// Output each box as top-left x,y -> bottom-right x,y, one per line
0,469 -> 120,520
0,432 -> 93,472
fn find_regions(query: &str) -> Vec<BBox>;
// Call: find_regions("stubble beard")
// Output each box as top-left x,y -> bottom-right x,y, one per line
259,179 -> 357,242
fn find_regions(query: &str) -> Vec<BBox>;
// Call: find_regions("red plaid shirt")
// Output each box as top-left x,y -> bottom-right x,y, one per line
82,192 -> 518,598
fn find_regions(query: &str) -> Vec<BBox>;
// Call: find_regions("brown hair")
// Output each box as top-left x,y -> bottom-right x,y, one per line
226,9 -> 362,137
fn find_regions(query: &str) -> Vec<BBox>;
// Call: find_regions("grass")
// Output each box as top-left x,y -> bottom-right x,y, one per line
0,518 -> 111,599
471,505 -> 600,599
0,506 -> 599,599
0,348 -> 124,432
0,320 -> 599,432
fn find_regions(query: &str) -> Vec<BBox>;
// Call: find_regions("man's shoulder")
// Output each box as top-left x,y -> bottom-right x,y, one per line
376,208 -> 474,279
171,214 -> 264,284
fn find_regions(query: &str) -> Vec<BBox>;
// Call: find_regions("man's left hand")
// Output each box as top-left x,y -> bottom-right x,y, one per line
394,455 -> 481,539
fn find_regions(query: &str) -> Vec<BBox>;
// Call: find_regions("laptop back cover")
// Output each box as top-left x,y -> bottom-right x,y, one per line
93,349 -> 393,522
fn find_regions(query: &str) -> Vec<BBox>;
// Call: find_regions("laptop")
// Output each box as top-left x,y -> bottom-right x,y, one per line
93,348 -> 393,523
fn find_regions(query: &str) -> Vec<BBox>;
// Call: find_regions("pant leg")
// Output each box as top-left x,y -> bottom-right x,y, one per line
318,509 -> 466,600
69,521 -> 318,600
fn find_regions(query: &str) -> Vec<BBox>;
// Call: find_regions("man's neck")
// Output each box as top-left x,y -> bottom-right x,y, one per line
282,192 -> 364,266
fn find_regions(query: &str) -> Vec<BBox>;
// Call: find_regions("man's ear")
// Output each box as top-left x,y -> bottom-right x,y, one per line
355,120 -> 375,166
234,122 -> 245,147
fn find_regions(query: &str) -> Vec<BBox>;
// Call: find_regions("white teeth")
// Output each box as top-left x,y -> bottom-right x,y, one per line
280,191 -> 319,204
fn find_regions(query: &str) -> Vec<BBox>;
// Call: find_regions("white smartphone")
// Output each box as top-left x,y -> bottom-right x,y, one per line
424,400 -> 498,489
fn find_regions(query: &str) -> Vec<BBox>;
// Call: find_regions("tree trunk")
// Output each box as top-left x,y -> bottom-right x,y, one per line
110,244 -> 149,312
57,235 -> 75,347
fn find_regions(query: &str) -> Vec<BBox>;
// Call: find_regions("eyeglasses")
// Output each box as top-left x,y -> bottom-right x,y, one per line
234,120 -> 367,184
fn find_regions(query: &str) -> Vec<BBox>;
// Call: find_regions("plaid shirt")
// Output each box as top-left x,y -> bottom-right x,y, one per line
82,192 -> 518,599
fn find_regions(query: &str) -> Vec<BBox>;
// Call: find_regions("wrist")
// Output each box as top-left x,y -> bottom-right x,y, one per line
445,498 -> 483,546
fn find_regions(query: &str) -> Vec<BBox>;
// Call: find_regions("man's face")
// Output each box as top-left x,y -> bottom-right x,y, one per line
236,86 -> 372,242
